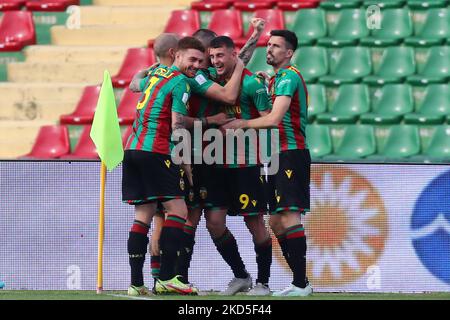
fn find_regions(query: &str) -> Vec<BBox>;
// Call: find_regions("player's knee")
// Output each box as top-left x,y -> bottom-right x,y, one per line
269,217 -> 283,235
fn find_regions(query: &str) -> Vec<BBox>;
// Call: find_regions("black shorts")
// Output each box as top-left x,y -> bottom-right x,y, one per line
205,166 -> 268,216
122,150 -> 185,205
267,149 -> 311,215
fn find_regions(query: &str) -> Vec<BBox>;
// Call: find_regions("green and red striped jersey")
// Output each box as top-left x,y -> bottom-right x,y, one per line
126,65 -> 190,155
269,64 -> 309,151
211,67 -> 272,167
186,69 -> 221,118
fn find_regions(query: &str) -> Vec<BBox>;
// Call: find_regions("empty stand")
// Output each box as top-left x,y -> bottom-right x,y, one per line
325,125 -> 376,160
306,124 -> 332,158
163,9 -> 200,37
405,8 -> 449,47
25,0 -> 79,12
372,125 -> 421,159
0,0 -> 26,10
234,0 -> 275,11
111,47 -> 156,88
293,46 -> 328,82
404,84 -> 450,124
408,46 -> 450,84
61,125 -> 98,159
291,8 -> 327,45
117,87 -> 141,125
22,125 -> 70,159
191,0 -> 232,10
60,85 -> 101,125
307,84 -> 327,122
207,9 -> 243,39
0,11 -> 36,51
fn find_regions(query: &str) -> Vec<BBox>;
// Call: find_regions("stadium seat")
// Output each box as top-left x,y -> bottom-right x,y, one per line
235,9 -> 285,47
246,47 -> 273,75
307,84 -> 327,122
22,125 -> 70,159
363,0 -> 406,9
60,85 -> 101,125
372,125 -> 421,159
360,84 -> 414,124
318,9 -> 369,47
407,46 -> 450,84
0,0 -> 25,10
405,8 -> 449,47
316,84 -> 370,124
111,48 -> 156,88
291,8 -> 327,45
0,11 -> 36,52
404,84 -> 450,124
320,0 -> 362,9
421,125 -> 450,161
408,0 -> 449,9
361,8 -> 413,47
207,9 -> 244,40
293,46 -> 328,82
163,10 -> 200,37
234,0 -> 276,11
61,125 -> 98,159
191,0 -> 232,10
363,47 -> 416,84
117,87 -> 141,125
325,125 -> 376,160
25,0 -> 78,12
277,1 -> 319,11
319,47 -> 372,85
306,124 -> 332,158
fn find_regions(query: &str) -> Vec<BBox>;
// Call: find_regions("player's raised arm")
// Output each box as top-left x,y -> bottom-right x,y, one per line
129,68 -> 151,92
238,18 -> 266,66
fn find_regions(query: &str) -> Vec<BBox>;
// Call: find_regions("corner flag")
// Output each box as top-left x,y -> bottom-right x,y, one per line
90,70 -> 124,171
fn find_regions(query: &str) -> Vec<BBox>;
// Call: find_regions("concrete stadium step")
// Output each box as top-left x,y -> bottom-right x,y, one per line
7,61 -> 121,83
0,83 -> 88,106
93,0 -> 191,6
0,120 -> 56,159
51,24 -> 162,46
0,100 -> 77,122
23,45 -> 129,64
79,5 -> 180,26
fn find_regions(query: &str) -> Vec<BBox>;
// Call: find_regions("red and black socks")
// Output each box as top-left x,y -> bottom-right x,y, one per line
254,237 -> 272,286
285,224 -> 307,288
159,215 -> 186,281
175,224 -> 196,283
128,220 -> 150,287
213,228 -> 248,279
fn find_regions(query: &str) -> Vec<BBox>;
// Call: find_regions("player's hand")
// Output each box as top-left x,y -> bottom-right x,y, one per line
255,71 -> 270,82
208,112 -> 235,126
251,18 -> 266,33
220,119 -> 246,132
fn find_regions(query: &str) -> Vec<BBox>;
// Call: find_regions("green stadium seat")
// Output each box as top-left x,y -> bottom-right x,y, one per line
405,8 -> 449,47
320,0 -> 363,10
319,47 -> 372,85
408,0 -> 449,9
306,84 -> 327,122
292,8 -> 327,46
371,125 -> 421,159
422,125 -> 450,161
246,47 -> 273,76
306,125 -> 332,158
324,125 -> 376,160
363,0 -> 406,9
364,47 -> 416,84
361,8 -> 413,47
318,9 -> 369,47
407,46 -> 450,84
360,84 -> 414,124
316,84 -> 370,124
404,84 -> 450,124
293,46 -> 328,82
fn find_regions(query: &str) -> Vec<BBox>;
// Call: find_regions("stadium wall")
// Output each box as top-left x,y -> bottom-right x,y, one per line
0,161 -> 449,292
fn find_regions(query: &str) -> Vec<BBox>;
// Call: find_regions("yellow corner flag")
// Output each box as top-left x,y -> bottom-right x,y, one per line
90,70 -> 124,171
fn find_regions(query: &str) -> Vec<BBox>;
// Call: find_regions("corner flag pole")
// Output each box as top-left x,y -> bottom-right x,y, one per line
97,162 -> 107,294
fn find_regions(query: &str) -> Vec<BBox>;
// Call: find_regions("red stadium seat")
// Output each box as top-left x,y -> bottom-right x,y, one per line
122,126 -> 133,147
235,9 -> 285,47
117,87 -> 141,125
25,0 -> 78,12
277,1 -> 320,10
191,0 -> 231,10
0,11 -> 36,52
60,85 -> 101,125
163,10 -> 200,37
234,0 -> 276,11
0,0 -> 26,11
208,9 -> 244,39
22,125 -> 70,159
61,125 -> 99,159
111,47 -> 156,88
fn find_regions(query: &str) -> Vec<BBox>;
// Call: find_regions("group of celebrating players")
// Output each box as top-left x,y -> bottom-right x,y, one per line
121,18 -> 312,297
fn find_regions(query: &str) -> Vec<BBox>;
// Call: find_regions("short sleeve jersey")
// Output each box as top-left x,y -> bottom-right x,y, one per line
269,64 -> 308,151
126,65 -> 190,155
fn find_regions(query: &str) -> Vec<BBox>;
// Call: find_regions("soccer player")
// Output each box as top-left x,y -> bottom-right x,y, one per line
222,30 -> 313,297
203,35 -> 273,295
123,36 -> 207,296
